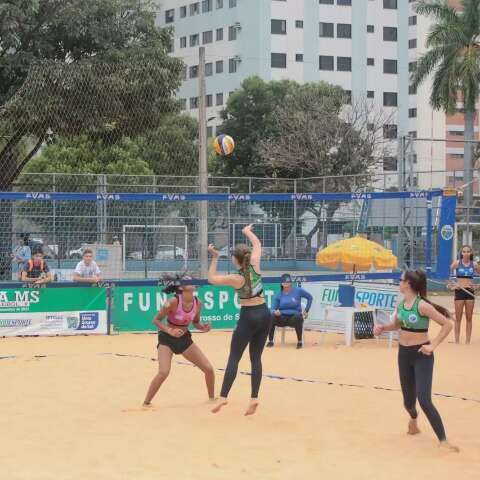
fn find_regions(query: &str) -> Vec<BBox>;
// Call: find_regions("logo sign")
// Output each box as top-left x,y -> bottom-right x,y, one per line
96,194 -> 120,201
290,194 -> 312,201
77,312 -> 99,330
408,313 -> 418,324
228,194 -> 251,201
440,224 -> 454,241
161,194 -> 186,201
351,193 -> 372,200
409,191 -> 427,198
345,273 -> 366,281
26,193 -> 51,200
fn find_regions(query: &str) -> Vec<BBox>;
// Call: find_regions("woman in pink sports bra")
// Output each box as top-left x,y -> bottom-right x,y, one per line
143,278 -> 215,408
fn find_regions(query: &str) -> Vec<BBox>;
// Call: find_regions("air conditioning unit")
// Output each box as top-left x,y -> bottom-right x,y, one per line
233,55 -> 242,63
233,22 -> 242,30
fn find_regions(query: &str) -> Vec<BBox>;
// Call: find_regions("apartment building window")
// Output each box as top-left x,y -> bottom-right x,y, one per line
207,126 -> 214,138
384,59 -> 398,74
180,36 -> 187,48
408,131 -> 417,138
179,98 -> 187,110
202,0 -> 212,13
409,108 -> 417,118
206,94 -> 213,107
190,2 -> 200,15
409,15 -> 417,25
383,124 -> 398,139
383,0 -> 397,8
229,0 -> 236,7
296,20 -> 304,28
296,53 -> 304,62
383,156 -> 398,171
216,93 -> 224,106
337,24 -> 352,38
203,30 -> 213,44
367,57 -> 375,66
181,66 -> 187,80
165,9 -> 174,23
180,6 -> 187,18
383,92 -> 398,106
409,38 -> 417,49
271,19 -> 287,34
367,90 -> 375,98
228,25 -> 237,41
229,58 -> 237,73
190,97 -> 198,109
367,25 -> 375,33
205,62 -> 213,76
189,65 -> 198,78
409,61 -> 417,72
319,22 -> 334,37
190,34 -> 199,46
319,55 -> 334,70
448,130 -> 464,136
271,53 -> 287,69
409,84 -> 417,94
216,0 -> 223,8
337,56 -> 352,71
319,0 -> 334,4
337,0 -> 352,5
216,28 -> 223,41
383,26 -> 397,41
216,60 -> 224,73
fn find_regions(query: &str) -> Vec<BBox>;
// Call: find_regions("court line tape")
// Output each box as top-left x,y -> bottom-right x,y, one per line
98,352 -> 480,405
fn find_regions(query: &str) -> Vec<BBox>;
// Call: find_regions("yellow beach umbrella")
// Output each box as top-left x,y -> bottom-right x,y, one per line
316,236 -> 397,272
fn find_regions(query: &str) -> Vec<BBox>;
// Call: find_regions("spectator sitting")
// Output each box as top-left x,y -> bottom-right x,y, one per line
21,249 -> 52,286
11,233 -> 32,279
267,273 -> 313,349
112,235 -> 121,246
73,248 -> 102,284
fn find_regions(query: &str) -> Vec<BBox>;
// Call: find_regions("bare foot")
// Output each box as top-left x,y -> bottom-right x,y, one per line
121,404 -> 157,413
439,441 -> 460,453
211,398 -> 228,413
207,397 -> 218,404
408,419 -> 421,435
244,400 -> 259,416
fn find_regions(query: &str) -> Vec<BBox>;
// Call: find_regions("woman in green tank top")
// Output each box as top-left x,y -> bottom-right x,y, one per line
374,269 -> 458,452
207,224 -> 270,416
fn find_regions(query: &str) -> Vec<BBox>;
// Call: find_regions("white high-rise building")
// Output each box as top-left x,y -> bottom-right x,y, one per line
157,0 -> 420,187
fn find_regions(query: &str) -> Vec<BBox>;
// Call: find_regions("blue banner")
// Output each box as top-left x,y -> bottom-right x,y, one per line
435,191 -> 457,279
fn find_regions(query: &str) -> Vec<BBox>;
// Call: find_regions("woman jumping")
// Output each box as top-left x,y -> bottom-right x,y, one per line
374,269 -> 458,451
143,278 -> 215,408
449,245 -> 479,344
207,224 -> 270,416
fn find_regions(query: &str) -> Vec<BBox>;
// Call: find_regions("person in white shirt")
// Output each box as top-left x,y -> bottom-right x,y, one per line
73,249 -> 102,284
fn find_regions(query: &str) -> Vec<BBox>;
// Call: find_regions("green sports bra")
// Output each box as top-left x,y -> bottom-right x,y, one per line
397,296 -> 429,332
236,265 -> 264,299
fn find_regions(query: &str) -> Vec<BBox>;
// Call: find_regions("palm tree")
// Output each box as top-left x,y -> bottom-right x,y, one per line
412,0 -> 480,237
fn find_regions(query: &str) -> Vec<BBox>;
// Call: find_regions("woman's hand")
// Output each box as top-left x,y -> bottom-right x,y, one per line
242,224 -> 254,236
303,310 -> 309,320
168,327 -> 184,338
201,322 -> 212,332
373,324 -> 384,336
418,344 -> 434,356
208,244 -> 220,258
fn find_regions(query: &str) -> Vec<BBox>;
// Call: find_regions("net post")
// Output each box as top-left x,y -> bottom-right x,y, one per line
198,46 -> 208,277
106,284 -> 113,335
425,192 -> 433,273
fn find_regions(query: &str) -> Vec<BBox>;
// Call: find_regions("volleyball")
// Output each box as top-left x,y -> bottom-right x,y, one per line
214,134 -> 235,156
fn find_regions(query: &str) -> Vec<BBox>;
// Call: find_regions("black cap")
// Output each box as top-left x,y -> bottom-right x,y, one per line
280,273 -> 292,283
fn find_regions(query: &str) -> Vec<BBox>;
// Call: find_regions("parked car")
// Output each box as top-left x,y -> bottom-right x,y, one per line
154,245 -> 186,260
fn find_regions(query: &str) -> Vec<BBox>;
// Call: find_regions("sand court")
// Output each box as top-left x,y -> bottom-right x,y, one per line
1,322 -> 480,480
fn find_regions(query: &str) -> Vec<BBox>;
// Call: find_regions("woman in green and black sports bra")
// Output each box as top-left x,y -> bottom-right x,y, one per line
207,224 -> 270,416
374,269 -> 458,452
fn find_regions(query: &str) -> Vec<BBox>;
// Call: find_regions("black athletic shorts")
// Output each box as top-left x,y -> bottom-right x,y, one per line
157,330 -> 193,354
454,288 -> 475,301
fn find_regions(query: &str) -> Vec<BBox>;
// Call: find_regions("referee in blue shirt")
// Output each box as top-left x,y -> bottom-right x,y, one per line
267,274 -> 313,349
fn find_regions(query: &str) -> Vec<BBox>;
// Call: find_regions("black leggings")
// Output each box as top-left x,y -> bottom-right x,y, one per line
398,343 -> 446,441
268,313 -> 304,342
220,303 -> 270,399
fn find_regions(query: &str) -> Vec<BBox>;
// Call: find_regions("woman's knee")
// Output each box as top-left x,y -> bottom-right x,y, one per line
157,367 -> 170,380
202,362 -> 215,376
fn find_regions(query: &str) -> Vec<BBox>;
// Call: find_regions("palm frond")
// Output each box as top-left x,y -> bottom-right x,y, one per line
415,0 -> 459,23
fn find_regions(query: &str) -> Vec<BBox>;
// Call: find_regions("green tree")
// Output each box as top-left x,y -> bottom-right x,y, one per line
411,0 -> 480,229
215,76 -> 296,177
0,0 -> 182,189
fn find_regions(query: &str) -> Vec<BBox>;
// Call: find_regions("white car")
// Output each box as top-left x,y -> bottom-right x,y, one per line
154,245 -> 186,260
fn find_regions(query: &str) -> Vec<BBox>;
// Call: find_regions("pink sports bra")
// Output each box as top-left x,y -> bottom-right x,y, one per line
167,295 -> 199,326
